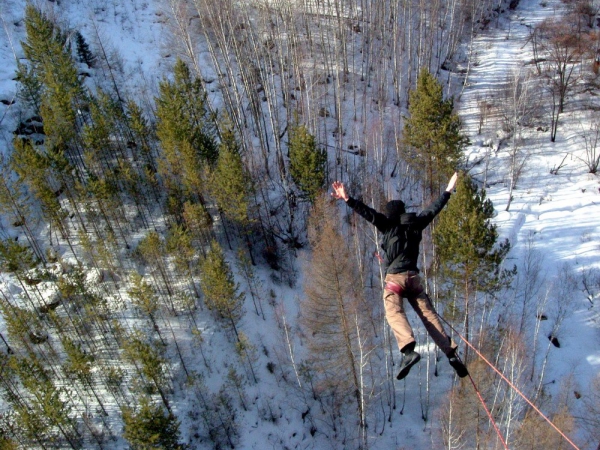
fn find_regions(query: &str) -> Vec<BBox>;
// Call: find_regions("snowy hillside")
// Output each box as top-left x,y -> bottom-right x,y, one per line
1,0 -> 599,449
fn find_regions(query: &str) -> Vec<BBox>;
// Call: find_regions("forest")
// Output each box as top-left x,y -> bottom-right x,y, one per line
0,0 -> 599,449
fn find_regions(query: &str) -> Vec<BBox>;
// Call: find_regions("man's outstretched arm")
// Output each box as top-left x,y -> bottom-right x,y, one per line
331,181 -> 387,230
418,172 -> 458,223
331,181 -> 349,202
445,172 -> 458,193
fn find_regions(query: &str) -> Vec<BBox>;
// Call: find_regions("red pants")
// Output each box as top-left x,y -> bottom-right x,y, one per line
383,271 -> 456,356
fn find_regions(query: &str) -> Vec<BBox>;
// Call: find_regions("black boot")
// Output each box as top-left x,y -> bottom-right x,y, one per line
396,350 -> 421,380
448,352 -> 468,378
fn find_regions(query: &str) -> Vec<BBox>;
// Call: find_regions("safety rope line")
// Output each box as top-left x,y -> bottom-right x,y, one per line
462,361 -> 509,450
441,317 -> 581,450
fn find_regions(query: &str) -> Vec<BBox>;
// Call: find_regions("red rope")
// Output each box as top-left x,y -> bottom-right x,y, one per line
464,366 -> 509,450
442,318 -> 581,450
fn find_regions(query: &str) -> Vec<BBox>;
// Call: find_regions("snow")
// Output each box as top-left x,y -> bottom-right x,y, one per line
1,0 -> 599,448
456,0 -> 600,438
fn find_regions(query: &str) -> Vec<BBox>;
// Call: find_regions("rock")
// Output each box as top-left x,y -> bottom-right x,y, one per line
548,335 -> 560,348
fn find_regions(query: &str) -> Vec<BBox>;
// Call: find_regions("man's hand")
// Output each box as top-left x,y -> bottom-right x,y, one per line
445,172 -> 458,193
331,181 -> 349,201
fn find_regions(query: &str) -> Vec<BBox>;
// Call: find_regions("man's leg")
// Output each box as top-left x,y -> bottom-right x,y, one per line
406,278 -> 468,377
383,273 -> 415,352
404,274 -> 457,356
384,273 -> 421,380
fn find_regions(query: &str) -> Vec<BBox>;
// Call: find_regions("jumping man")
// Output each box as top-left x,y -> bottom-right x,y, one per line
331,173 -> 468,380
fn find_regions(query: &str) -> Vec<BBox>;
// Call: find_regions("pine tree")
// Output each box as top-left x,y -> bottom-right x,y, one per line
0,239 -> 38,275
165,225 -> 195,275
126,100 -> 161,201
122,396 -> 183,450
128,273 -> 165,344
182,200 -> 212,251
62,338 -> 94,384
16,5 -> 90,244
0,156 -> 44,260
16,5 -> 59,112
136,231 -> 175,300
8,355 -> 80,448
10,138 -> 68,238
15,61 -> 43,111
433,174 -> 514,358
20,5 -> 86,161
0,430 -> 18,450
234,331 -> 258,383
209,122 -> 251,226
403,68 -> 467,196
122,330 -> 172,411
20,5 -> 65,73
155,58 -> 217,206
199,240 -> 244,337
288,123 -> 327,202
74,31 -> 96,68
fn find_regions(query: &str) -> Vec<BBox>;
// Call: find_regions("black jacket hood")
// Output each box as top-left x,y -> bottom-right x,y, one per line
399,213 -> 418,225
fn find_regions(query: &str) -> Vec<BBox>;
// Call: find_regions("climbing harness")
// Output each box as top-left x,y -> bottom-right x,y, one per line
385,280 -> 403,296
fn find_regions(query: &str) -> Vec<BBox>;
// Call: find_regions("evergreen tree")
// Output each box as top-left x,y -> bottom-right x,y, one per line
126,100 -> 161,201
0,430 -> 18,450
0,156 -> 44,260
20,5 -> 86,160
127,100 -> 157,166
433,174 -> 514,358
16,5 -> 90,242
7,355 -> 80,448
165,225 -> 195,274
403,68 -> 467,196
14,61 -> 43,111
0,239 -> 38,275
20,5 -> 66,73
209,122 -> 251,226
136,231 -> 175,300
122,330 -> 172,411
74,31 -> 96,68
199,240 -> 244,337
16,5 -> 60,112
10,138 -> 68,237
234,331 -> 258,383
156,58 -> 217,206
62,338 -> 94,385
288,123 -> 327,202
122,396 -> 183,450
182,200 -> 212,250
128,273 -> 167,344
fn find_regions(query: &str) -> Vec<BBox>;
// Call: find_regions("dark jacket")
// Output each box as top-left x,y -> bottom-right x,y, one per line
346,192 -> 451,274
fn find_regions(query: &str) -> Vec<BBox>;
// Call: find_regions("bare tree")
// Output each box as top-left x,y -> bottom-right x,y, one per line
579,374 -> 600,448
534,16 -> 586,141
578,116 -> 600,173
300,196 -> 373,448
500,68 -> 537,211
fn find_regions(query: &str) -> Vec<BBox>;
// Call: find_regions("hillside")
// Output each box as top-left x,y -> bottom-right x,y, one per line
1,0 -> 599,449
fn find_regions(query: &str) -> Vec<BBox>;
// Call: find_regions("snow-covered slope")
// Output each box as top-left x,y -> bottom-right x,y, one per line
1,0 -> 599,448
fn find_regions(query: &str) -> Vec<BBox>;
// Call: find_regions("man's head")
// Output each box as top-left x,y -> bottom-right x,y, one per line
385,200 -> 405,221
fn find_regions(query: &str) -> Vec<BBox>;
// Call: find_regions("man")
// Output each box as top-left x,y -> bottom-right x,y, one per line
331,173 -> 468,380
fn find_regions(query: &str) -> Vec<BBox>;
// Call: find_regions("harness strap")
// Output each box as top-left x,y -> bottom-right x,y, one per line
385,281 -> 403,296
